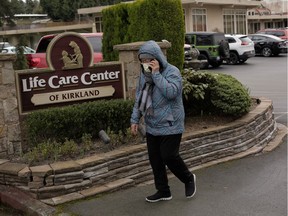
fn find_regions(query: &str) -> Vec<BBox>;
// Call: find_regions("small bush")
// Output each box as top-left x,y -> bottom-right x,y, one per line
24,99 -> 134,147
182,70 -> 251,117
210,73 -> 251,116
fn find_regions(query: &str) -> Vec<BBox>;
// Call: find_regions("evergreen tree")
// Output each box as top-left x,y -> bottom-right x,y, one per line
0,0 -> 15,27
13,35 -> 29,70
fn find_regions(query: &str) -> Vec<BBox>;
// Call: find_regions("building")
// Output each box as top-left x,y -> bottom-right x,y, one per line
247,0 -> 287,33
1,0 -> 264,48
78,0 -> 262,34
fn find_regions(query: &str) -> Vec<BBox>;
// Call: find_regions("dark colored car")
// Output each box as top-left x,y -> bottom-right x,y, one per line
185,32 -> 230,69
248,34 -> 287,57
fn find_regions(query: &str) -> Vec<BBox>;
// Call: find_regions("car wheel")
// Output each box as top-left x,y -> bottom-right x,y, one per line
198,54 -> 209,69
261,47 -> 272,57
228,52 -> 239,65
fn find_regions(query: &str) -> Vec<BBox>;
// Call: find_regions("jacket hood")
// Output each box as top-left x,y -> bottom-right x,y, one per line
138,40 -> 168,69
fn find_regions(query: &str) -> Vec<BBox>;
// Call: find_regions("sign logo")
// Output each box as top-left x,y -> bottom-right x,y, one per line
16,32 -> 126,114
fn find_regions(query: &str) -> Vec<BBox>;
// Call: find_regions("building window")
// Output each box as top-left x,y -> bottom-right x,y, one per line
248,22 -> 260,34
264,22 -> 273,29
223,9 -> 247,34
192,8 -> 207,32
223,9 -> 234,34
274,21 -> 283,28
236,10 -> 246,34
95,16 -> 102,32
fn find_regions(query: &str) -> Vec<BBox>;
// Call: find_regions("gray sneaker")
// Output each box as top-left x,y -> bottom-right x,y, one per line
185,174 -> 196,198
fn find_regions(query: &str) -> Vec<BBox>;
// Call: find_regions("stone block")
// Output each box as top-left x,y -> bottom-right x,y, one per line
30,164 -> 53,177
50,160 -> 82,174
18,166 -> 31,178
28,181 -> 44,189
83,166 -> 108,179
108,157 -> 129,170
54,171 -> 84,185
0,162 -> 27,175
76,154 -> 105,168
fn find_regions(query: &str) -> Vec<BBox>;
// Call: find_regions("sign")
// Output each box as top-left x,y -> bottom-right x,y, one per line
16,32 -> 126,114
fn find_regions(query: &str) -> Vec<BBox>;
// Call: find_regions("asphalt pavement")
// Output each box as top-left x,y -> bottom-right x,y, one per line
61,135 -> 287,216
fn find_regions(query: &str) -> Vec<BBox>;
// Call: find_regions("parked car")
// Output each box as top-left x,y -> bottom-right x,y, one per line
248,34 -> 287,57
0,42 -> 13,53
0,42 -> 12,49
224,34 -> 255,64
27,32 -> 103,68
256,28 -> 288,41
0,46 -> 35,54
185,32 -> 230,69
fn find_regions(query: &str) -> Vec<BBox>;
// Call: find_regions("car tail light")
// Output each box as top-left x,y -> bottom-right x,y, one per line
241,41 -> 249,45
29,58 -> 41,68
26,54 -> 40,68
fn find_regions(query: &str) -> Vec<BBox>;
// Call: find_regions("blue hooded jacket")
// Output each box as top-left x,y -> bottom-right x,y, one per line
130,40 -> 185,136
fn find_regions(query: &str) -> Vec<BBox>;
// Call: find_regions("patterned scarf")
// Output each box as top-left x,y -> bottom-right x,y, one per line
138,71 -> 154,116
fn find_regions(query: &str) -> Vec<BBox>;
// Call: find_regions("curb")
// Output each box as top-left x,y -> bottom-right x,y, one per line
0,185 -> 56,216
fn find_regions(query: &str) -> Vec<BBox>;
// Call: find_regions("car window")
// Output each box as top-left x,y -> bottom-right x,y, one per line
239,36 -> 252,43
213,35 -> 225,44
267,31 -> 285,37
1,49 -> 8,53
37,37 -> 53,53
226,37 -> 236,43
196,35 -> 213,45
185,35 -> 195,45
86,36 -> 102,52
252,35 -> 264,41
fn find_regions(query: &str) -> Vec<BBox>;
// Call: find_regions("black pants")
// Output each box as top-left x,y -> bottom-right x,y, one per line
146,133 -> 193,193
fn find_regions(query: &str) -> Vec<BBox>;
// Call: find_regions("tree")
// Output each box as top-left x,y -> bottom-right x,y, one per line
13,35 -> 29,70
25,0 -> 39,14
40,0 -> 133,22
102,0 -> 185,69
0,0 -> 15,27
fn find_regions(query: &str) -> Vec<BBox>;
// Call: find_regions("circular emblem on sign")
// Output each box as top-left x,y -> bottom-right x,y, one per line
46,32 -> 94,70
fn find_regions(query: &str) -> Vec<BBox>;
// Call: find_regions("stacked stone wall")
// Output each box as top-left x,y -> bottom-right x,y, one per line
0,54 -> 21,156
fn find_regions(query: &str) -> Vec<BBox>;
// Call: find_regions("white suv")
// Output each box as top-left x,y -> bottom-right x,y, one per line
224,34 -> 255,65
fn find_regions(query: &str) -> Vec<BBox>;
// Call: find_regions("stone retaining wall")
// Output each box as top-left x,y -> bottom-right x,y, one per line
0,98 -> 278,205
0,54 -> 22,157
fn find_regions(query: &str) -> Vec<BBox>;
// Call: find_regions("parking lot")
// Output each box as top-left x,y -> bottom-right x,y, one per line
213,54 -> 287,126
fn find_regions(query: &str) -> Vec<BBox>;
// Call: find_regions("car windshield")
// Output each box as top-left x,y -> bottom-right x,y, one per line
239,36 -> 252,43
86,36 -> 102,52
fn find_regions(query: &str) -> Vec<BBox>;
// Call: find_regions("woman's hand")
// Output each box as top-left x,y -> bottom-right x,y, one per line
131,124 -> 139,136
150,59 -> 160,73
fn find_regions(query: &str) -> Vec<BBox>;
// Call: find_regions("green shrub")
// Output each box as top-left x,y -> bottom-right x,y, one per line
210,73 -> 251,116
102,0 -> 185,69
182,70 -> 251,117
25,99 -> 134,147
